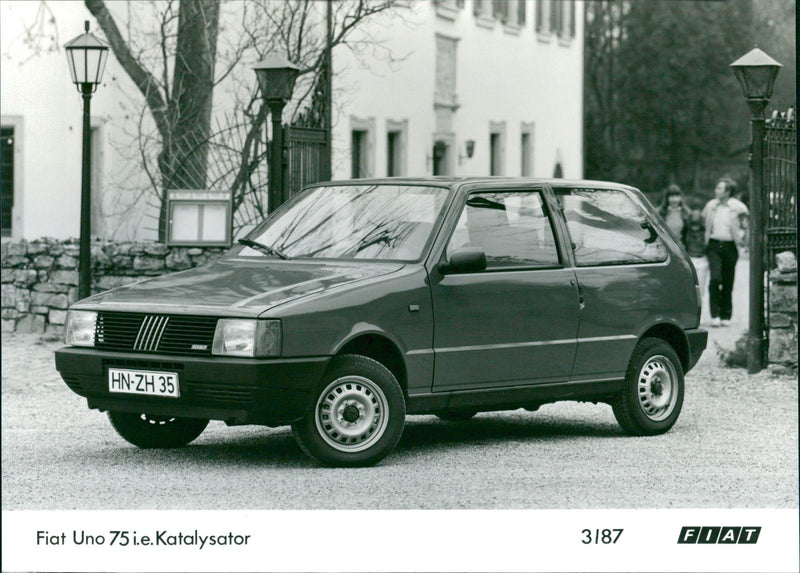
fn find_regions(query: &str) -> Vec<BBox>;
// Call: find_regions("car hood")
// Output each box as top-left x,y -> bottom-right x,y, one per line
74,259 -> 404,316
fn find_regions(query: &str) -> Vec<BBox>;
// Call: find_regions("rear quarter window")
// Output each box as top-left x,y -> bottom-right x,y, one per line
556,188 -> 667,266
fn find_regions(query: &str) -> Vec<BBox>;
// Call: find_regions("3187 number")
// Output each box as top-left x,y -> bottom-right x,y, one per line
581,529 -> 623,544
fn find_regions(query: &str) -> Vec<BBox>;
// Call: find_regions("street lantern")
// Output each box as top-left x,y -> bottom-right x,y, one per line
253,54 -> 300,103
730,47 -> 782,103
729,46 -> 782,374
65,21 -> 109,300
254,55 -> 300,213
65,22 -> 109,90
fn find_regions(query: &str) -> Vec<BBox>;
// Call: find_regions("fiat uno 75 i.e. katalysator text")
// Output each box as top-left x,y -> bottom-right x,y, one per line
56,178 -> 707,466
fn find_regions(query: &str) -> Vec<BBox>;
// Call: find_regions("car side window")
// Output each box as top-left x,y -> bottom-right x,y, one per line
446,190 -> 560,269
556,188 -> 667,266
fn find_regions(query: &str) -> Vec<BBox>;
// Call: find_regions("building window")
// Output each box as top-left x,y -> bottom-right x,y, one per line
350,117 -> 375,179
537,1 -> 575,39
535,0 -> 547,33
473,0 -> 495,28
518,0 -> 527,26
432,140 -> 450,176
1,127 -> 15,237
387,132 -> 399,176
434,0 -> 462,21
521,123 -> 534,177
386,119 -> 408,177
550,0 -> 561,34
490,122 -> 506,176
490,134 -> 501,175
352,130 -> 368,178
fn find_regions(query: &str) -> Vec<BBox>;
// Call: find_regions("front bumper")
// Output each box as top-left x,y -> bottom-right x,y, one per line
55,347 -> 331,426
685,328 -> 708,372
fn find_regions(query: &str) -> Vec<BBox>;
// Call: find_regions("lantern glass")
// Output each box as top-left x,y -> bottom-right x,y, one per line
729,47 -> 782,101
732,65 -> 779,101
65,28 -> 109,87
254,54 -> 300,102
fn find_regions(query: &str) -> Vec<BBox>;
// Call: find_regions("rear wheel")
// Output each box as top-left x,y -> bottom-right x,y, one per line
613,338 -> 684,436
292,354 -> 405,467
108,412 -> 208,448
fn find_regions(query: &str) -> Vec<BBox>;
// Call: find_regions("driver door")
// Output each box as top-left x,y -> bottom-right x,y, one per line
430,188 -> 581,392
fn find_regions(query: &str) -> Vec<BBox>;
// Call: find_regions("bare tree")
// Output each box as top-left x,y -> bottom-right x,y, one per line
83,0 -> 407,240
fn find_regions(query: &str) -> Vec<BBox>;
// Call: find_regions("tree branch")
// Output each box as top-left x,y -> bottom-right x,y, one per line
85,0 -> 170,139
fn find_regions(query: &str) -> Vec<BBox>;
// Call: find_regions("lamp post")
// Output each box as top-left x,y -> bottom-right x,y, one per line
729,46 -> 782,374
65,21 -> 109,300
253,55 -> 300,213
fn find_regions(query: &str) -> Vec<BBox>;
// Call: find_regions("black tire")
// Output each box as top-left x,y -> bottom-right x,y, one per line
291,354 -> 405,467
108,412 -> 209,448
613,338 -> 684,436
435,410 -> 478,421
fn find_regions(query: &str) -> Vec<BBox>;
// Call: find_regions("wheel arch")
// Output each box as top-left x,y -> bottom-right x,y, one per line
336,333 -> 408,397
640,323 -> 690,372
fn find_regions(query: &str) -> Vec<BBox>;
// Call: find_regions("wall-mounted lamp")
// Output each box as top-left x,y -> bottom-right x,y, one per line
459,139 -> 475,164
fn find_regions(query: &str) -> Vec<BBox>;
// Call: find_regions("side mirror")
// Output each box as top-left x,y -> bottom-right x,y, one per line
438,248 -> 487,275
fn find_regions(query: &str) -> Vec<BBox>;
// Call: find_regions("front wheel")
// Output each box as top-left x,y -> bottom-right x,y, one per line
612,338 -> 684,436
108,412 -> 209,448
291,355 -> 405,467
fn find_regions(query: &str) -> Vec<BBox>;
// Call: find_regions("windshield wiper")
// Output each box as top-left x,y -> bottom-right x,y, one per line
237,238 -> 290,260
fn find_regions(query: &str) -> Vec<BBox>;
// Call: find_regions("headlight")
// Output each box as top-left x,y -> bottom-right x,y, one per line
64,310 -> 97,347
212,319 -> 282,357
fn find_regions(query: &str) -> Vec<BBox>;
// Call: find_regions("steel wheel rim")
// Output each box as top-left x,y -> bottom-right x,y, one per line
315,375 -> 389,452
637,355 -> 678,421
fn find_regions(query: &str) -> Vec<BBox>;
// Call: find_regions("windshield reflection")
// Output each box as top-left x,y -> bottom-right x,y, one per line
234,185 -> 449,261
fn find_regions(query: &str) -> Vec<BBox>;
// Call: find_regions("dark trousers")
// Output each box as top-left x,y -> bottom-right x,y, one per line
706,239 -> 739,320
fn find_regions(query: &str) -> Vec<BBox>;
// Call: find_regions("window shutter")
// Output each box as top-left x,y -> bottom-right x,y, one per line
518,0 -> 527,26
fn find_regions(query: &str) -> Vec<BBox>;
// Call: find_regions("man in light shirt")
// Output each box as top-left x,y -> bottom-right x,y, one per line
702,177 -> 749,327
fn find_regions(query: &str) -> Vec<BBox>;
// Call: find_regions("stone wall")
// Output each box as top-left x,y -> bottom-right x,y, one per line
768,268 -> 798,370
1,239 -> 225,334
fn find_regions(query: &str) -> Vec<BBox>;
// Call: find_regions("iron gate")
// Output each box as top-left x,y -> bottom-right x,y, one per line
764,111 -> 797,268
763,109 -> 796,346
285,126 -> 329,199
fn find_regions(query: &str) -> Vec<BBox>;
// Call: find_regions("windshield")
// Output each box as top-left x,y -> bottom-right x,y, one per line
233,184 -> 451,261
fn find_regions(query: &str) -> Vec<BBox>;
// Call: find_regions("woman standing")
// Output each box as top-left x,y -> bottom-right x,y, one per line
702,177 -> 749,326
657,184 -> 690,239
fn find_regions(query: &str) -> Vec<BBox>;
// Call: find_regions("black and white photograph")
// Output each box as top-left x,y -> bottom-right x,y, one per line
1,1 -> 797,571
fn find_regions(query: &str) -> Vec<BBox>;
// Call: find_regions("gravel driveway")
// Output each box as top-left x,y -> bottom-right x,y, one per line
2,260 -> 797,510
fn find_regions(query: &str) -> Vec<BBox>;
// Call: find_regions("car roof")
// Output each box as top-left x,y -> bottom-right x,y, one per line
318,177 -> 640,193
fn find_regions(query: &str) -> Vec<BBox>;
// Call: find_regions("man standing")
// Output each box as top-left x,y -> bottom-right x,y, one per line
702,177 -> 749,326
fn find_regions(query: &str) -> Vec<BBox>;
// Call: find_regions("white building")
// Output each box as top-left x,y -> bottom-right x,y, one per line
1,0 -> 584,242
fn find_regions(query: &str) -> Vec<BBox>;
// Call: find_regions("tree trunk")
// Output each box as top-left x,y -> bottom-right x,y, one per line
158,0 -> 220,240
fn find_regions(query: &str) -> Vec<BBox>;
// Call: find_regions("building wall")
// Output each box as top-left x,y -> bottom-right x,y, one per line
331,0 -> 584,181
1,1 -> 585,242
1,1 -> 154,242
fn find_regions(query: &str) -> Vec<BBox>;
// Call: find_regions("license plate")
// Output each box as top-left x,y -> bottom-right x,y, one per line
108,368 -> 180,398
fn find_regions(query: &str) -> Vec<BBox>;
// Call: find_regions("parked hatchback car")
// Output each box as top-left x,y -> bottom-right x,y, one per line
56,178 -> 707,466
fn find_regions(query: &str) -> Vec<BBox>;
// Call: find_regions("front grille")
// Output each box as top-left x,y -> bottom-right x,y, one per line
96,312 -> 217,355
